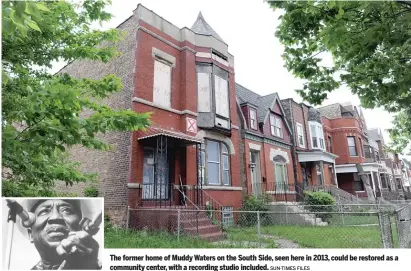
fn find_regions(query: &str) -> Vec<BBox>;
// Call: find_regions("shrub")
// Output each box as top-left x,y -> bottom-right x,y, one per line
84,185 -> 99,197
104,214 -> 113,231
304,191 -> 336,222
238,194 -> 270,226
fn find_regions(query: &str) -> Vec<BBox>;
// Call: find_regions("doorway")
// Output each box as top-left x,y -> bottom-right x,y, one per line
250,151 -> 262,197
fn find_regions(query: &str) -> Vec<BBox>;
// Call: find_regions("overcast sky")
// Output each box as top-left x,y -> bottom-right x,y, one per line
54,0 -> 397,146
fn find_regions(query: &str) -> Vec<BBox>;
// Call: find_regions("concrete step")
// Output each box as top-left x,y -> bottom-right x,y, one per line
183,224 -> 222,235
199,231 -> 226,242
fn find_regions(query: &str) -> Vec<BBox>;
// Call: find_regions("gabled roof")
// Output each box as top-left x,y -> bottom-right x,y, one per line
236,83 -> 273,122
235,83 -> 292,135
191,12 -> 225,43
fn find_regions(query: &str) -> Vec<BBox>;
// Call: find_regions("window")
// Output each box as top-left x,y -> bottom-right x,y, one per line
270,115 -> 283,138
347,136 -> 358,156
202,140 -> 230,186
275,163 -> 288,191
354,173 -> 364,191
196,64 -> 230,129
359,138 -> 364,157
296,123 -> 305,147
308,122 -> 325,150
197,73 -> 211,112
250,108 -> 257,130
214,75 -> 229,118
153,59 -> 172,107
328,136 -> 333,153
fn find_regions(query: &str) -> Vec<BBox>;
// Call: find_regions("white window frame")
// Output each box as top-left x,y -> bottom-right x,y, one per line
249,108 -> 257,130
347,136 -> 358,156
296,122 -> 305,148
270,115 -> 283,138
153,58 -> 172,108
308,121 -> 325,150
274,163 -> 288,192
202,140 -> 231,186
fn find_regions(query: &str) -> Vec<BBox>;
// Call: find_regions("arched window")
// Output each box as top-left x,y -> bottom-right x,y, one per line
200,140 -> 230,186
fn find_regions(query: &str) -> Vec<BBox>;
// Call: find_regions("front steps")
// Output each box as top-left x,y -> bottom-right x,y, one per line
135,205 -> 226,241
177,211 -> 226,241
267,202 -> 328,226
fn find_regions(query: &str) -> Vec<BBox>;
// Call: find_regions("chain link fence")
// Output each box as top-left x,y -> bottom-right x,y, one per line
122,203 -> 410,248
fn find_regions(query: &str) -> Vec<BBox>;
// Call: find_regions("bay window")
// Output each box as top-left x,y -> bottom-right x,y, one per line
308,121 -> 325,150
196,63 -> 230,130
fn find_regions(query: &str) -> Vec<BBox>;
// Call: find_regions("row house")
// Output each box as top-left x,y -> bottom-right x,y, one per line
281,99 -> 338,194
236,84 -> 295,202
368,128 -> 407,200
61,5 -> 408,231
317,103 -> 382,200
61,5 -> 244,230
402,159 -> 411,196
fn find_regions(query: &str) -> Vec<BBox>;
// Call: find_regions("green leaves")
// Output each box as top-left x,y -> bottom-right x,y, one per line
2,1 -> 151,196
269,0 -> 411,153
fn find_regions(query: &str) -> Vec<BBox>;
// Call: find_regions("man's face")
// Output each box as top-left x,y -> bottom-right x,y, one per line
29,200 -> 82,249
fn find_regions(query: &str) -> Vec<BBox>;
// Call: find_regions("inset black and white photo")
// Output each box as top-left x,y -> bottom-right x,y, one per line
2,198 -> 104,270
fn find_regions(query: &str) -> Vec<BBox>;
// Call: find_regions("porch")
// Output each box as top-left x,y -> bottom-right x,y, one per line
297,150 -> 339,188
335,163 -> 381,200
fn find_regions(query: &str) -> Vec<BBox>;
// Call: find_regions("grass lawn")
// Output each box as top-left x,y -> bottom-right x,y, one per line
104,227 -> 277,248
227,224 -> 398,248
105,224 -> 397,248
328,214 -> 380,226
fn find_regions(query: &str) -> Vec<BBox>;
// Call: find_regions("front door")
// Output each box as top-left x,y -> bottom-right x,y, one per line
250,151 -> 261,197
142,148 -> 169,200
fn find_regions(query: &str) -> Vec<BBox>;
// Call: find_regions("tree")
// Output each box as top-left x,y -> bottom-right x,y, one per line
2,1 -> 151,196
269,0 -> 411,154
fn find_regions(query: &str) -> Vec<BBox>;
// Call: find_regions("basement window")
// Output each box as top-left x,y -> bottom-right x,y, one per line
222,206 -> 233,227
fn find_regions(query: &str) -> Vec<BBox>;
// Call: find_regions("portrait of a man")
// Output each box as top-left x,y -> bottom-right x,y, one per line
2,198 -> 103,270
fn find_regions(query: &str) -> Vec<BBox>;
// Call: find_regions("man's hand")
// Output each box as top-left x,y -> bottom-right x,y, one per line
56,231 -> 100,269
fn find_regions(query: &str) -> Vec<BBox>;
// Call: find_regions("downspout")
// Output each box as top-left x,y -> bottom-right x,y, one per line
288,100 -> 298,188
301,103 -> 310,186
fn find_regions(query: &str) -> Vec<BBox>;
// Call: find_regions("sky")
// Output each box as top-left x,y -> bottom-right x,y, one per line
52,0 -> 395,147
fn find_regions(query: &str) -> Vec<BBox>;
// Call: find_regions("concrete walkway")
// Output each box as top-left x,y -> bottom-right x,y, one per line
213,234 -> 300,248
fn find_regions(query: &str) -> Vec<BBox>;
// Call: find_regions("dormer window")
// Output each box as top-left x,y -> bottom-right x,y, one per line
250,108 -> 257,130
270,115 -> 283,138
309,121 -> 325,150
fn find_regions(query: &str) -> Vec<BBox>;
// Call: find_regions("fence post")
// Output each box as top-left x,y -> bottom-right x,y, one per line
257,211 -> 261,248
285,205 -> 288,225
177,208 -> 181,242
126,206 -> 130,230
378,211 -> 394,248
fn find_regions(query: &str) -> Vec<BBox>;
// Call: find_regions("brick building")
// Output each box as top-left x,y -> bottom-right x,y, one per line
281,99 -> 338,194
59,5 -> 243,229
59,5 -> 408,231
318,103 -> 382,200
236,84 -> 295,202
